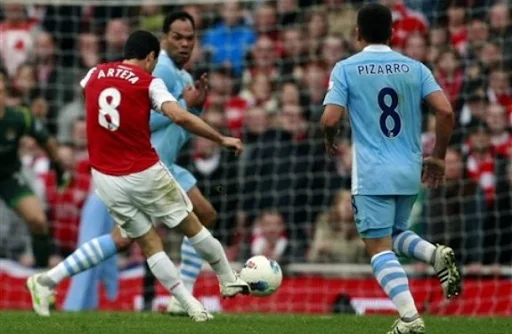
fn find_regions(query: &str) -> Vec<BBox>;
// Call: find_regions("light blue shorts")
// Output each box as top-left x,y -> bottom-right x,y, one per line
352,195 -> 417,239
168,164 -> 197,193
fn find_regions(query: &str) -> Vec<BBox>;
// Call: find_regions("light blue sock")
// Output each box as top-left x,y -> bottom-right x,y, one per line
45,234 -> 117,285
179,237 -> 203,292
372,251 -> 418,320
393,230 -> 436,264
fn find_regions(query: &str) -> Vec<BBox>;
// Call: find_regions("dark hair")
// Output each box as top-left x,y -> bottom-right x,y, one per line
357,3 -> 392,44
162,11 -> 195,34
123,30 -> 160,60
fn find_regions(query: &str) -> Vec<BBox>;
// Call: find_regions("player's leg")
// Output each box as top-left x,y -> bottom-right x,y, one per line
176,212 -> 249,297
144,163 -> 248,298
168,185 -> 217,315
63,193 -> 119,311
392,195 -> 461,299
352,195 -> 424,333
2,173 -> 52,268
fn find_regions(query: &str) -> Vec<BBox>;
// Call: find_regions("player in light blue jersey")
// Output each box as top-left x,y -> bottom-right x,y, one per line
322,4 -> 459,334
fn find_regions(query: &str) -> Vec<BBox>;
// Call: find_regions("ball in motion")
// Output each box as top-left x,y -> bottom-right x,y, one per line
240,255 -> 282,297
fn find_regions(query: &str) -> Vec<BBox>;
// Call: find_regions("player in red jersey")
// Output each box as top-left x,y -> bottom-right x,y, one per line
27,31 -> 248,321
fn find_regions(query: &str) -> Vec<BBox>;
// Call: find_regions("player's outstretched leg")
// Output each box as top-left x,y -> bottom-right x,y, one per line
178,212 -> 249,298
393,230 -> 461,299
26,234 -> 118,316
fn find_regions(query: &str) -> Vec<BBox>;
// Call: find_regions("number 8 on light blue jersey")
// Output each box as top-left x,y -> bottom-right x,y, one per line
323,45 -> 441,196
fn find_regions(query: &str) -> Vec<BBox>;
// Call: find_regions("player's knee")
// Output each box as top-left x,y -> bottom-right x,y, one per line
112,234 -> 132,251
26,213 -> 48,235
196,205 -> 217,228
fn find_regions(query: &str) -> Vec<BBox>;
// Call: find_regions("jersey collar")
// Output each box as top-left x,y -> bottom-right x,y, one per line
362,44 -> 392,53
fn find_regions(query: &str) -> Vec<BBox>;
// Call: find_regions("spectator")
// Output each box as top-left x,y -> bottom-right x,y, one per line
459,88 -> 488,133
202,2 -> 256,76
240,73 -> 278,114
243,35 -> 279,87
325,0 -> 358,41
280,26 -> 308,81
424,148 -> 484,264
253,2 -> 279,41
0,4 -> 38,78
0,200 -> 33,265
308,190 -> 366,263
77,32 -> 101,70
305,10 -> 328,60
429,26 -> 449,47
302,62 -> 329,120
488,2 -> 512,69
33,31 -> 74,133
446,1 -> 467,54
321,36 -> 347,73
242,106 -> 271,145
404,33 -> 428,64
485,104 -> 511,157
183,5 -> 205,32
487,68 -> 512,110
251,209 -> 289,262
45,144 -> 91,256
465,19 -> 489,63
138,2 -> 164,34
466,124 -> 496,206
434,47 -> 464,108
279,80 -> 302,107
277,0 -> 300,27
205,66 -> 249,137
12,63 -> 37,107
103,19 -> 129,62
384,0 -> 429,50
478,42 -> 503,72
57,89 -> 85,144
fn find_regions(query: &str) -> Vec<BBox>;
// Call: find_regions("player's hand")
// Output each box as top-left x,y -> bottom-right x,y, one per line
183,73 -> 208,108
324,138 -> 338,158
422,156 -> 445,188
221,136 -> 244,156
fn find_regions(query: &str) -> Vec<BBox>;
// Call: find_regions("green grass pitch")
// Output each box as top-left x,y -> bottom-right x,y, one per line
1,312 -> 511,334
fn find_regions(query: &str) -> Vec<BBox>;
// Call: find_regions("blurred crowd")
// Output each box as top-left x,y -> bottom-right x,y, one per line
0,0 -> 511,271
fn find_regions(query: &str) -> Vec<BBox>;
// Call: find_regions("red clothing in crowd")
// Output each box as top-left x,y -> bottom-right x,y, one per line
46,164 -> 91,253
390,3 -> 429,49
436,69 -> 464,107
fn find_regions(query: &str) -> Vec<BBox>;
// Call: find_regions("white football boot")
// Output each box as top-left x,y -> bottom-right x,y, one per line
168,296 -> 214,320
433,245 -> 461,299
387,318 -> 425,334
219,273 -> 250,298
185,298 -> 213,322
26,274 -> 55,317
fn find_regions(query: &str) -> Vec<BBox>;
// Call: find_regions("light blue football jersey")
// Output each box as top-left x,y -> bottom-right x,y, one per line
150,50 -> 202,168
323,45 -> 441,195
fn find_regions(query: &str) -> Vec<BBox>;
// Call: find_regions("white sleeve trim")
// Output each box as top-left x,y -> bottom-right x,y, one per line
80,67 -> 97,89
149,78 -> 177,112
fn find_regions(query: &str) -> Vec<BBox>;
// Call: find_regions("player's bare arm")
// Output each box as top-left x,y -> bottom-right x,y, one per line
161,101 -> 243,155
320,104 -> 345,157
423,91 -> 455,188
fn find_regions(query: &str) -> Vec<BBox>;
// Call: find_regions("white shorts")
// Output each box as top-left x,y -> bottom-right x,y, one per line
91,162 -> 193,238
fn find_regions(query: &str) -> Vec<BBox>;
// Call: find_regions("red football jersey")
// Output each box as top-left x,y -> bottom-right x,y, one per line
81,62 -> 175,176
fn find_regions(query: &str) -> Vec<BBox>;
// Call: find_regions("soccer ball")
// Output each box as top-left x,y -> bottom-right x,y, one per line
239,255 -> 282,297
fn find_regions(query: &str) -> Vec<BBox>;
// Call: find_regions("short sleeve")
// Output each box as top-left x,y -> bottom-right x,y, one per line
323,63 -> 348,108
149,78 -> 177,112
420,63 -> 441,98
80,67 -> 97,89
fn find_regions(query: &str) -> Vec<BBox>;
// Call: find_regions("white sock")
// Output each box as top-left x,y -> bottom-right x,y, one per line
188,227 -> 236,284
146,252 -> 194,308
